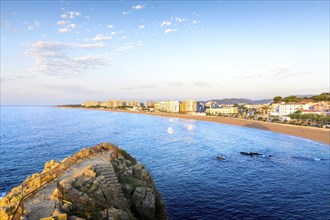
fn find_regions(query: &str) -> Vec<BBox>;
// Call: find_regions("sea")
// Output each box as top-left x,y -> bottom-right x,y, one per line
1,106 -> 330,219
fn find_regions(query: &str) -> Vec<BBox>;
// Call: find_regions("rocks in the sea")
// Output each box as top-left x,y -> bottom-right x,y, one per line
216,156 -> 225,161
240,152 -> 263,156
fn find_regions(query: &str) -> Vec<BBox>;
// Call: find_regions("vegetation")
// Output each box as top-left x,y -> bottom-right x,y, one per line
57,104 -> 82,107
283,95 -> 297,103
289,111 -> 330,127
313,93 -> 330,101
118,149 -> 137,165
273,92 -> 330,103
273,96 -> 282,103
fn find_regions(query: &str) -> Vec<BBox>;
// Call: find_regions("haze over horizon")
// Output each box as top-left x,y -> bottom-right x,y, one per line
1,1 -> 329,105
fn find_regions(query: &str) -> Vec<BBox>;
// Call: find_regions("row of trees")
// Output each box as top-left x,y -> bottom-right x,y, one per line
273,93 -> 330,103
289,111 -> 330,126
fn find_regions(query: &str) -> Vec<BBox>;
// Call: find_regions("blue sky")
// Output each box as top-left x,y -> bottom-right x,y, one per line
1,1 -> 329,105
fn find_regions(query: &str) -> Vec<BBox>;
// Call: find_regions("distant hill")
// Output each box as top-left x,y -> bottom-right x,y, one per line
207,98 -> 272,105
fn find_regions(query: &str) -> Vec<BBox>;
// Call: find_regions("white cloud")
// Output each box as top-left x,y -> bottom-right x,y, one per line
58,28 -> 69,33
110,32 -> 116,35
175,17 -> 186,23
76,42 -> 105,48
58,23 -> 77,33
34,21 -> 40,27
92,34 -> 112,41
240,68 -> 309,80
132,5 -> 144,10
161,21 -> 172,27
138,25 -> 144,29
57,20 -> 66,25
192,20 -> 199,24
68,23 -> 77,29
123,11 -> 131,15
23,41 -> 106,76
164,28 -> 177,34
60,11 -> 81,20
108,25 -> 114,28
117,45 -> 133,52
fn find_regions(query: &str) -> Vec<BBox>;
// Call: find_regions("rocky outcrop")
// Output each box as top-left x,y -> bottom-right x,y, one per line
112,152 -> 167,220
0,143 -> 167,220
131,187 -> 156,220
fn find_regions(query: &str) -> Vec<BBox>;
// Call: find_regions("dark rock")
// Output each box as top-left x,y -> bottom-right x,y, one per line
240,152 -> 263,156
216,156 -> 225,161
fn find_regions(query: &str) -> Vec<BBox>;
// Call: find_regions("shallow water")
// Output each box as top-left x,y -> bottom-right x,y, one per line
1,106 -> 329,219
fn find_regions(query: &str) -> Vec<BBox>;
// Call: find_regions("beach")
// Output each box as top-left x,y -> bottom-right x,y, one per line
69,107 -> 330,145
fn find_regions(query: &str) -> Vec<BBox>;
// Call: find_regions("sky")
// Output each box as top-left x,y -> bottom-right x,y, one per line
1,1 -> 329,105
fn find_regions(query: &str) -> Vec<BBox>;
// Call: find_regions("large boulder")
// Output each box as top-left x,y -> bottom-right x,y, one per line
131,187 -> 156,220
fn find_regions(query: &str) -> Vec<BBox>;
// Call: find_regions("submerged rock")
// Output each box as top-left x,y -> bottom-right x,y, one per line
216,156 -> 225,161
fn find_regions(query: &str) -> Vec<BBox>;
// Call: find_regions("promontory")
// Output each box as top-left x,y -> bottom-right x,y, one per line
0,143 -> 167,220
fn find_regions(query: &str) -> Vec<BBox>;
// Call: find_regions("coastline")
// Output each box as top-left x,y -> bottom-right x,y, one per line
62,107 -> 330,145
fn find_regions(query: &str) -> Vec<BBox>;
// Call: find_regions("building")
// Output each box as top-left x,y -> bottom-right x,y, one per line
101,100 -> 125,108
278,103 -> 302,116
207,107 -> 238,115
168,100 -> 180,113
180,100 -> 197,113
144,101 -> 155,108
82,101 -> 101,107
126,100 -> 141,108
154,102 -> 161,111
159,101 -> 168,112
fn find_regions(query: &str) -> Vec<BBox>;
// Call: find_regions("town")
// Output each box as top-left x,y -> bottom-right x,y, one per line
80,93 -> 330,128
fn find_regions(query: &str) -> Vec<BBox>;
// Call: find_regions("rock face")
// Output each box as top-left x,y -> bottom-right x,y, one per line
131,187 -> 156,220
112,152 -> 167,220
0,143 -> 167,220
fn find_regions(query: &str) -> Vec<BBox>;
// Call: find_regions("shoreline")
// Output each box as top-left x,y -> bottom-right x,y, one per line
62,107 -> 330,145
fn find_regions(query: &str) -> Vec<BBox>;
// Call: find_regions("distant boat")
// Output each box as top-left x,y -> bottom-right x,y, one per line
167,127 -> 173,134
187,125 -> 193,130
169,119 -> 173,122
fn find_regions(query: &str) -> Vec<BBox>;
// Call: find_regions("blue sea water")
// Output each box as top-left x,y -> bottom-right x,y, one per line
1,106 -> 330,219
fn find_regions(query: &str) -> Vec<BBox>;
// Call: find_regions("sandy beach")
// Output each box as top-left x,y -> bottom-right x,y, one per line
67,107 -> 330,145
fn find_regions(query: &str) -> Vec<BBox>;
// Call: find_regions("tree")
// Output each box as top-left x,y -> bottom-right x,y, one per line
314,93 -> 330,101
283,95 -> 297,103
273,96 -> 282,103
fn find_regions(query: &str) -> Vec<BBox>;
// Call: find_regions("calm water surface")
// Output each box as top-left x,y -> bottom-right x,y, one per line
1,106 -> 329,219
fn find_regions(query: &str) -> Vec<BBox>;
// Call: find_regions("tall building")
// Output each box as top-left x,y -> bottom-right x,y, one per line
159,101 -> 168,112
180,100 -> 197,112
168,100 -> 180,113
82,101 -> 101,107
126,100 -> 141,108
278,103 -> 302,116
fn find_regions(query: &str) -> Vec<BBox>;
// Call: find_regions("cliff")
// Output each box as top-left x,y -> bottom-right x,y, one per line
0,143 -> 167,220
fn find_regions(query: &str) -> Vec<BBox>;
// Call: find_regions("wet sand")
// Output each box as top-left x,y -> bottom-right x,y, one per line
65,107 -> 330,145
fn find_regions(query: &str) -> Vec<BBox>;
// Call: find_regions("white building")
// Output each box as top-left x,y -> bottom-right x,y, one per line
278,103 -> 302,116
168,100 -> 180,113
207,107 -> 238,115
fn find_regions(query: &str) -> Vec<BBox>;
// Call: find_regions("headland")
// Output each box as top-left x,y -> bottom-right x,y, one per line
0,143 -> 167,220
